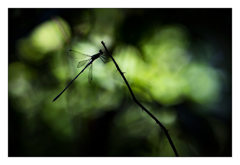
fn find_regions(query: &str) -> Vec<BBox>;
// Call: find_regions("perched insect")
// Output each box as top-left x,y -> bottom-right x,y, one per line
52,49 -> 109,102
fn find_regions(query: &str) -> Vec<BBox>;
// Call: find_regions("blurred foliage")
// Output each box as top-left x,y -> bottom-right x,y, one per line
9,9 -> 231,156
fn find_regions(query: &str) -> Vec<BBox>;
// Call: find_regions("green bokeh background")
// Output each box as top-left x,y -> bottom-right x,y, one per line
9,8 -> 231,156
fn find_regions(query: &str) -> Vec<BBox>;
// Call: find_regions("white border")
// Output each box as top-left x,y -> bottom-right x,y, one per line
1,0 -> 240,165
0,0 -> 236,8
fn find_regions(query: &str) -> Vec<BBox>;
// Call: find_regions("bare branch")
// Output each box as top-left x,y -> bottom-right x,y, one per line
101,41 -> 179,157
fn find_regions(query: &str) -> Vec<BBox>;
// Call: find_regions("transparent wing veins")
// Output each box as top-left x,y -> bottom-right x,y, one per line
67,49 -> 92,62
77,59 -> 90,68
88,64 -> 93,83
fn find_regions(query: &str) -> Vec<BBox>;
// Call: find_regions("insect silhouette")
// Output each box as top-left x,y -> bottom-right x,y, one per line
52,49 -> 108,102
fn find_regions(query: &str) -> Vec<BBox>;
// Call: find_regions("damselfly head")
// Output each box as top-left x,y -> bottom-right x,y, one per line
99,49 -> 110,63
99,49 -> 103,55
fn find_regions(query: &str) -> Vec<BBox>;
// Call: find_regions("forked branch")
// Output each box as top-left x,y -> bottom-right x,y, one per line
101,41 -> 179,157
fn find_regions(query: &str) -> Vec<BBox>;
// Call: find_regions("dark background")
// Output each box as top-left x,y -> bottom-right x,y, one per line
9,8 -> 231,156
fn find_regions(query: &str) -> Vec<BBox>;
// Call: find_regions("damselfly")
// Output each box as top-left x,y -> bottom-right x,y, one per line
52,49 -> 109,102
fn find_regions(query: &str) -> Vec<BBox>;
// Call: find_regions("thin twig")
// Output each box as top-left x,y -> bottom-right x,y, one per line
101,41 -> 179,157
